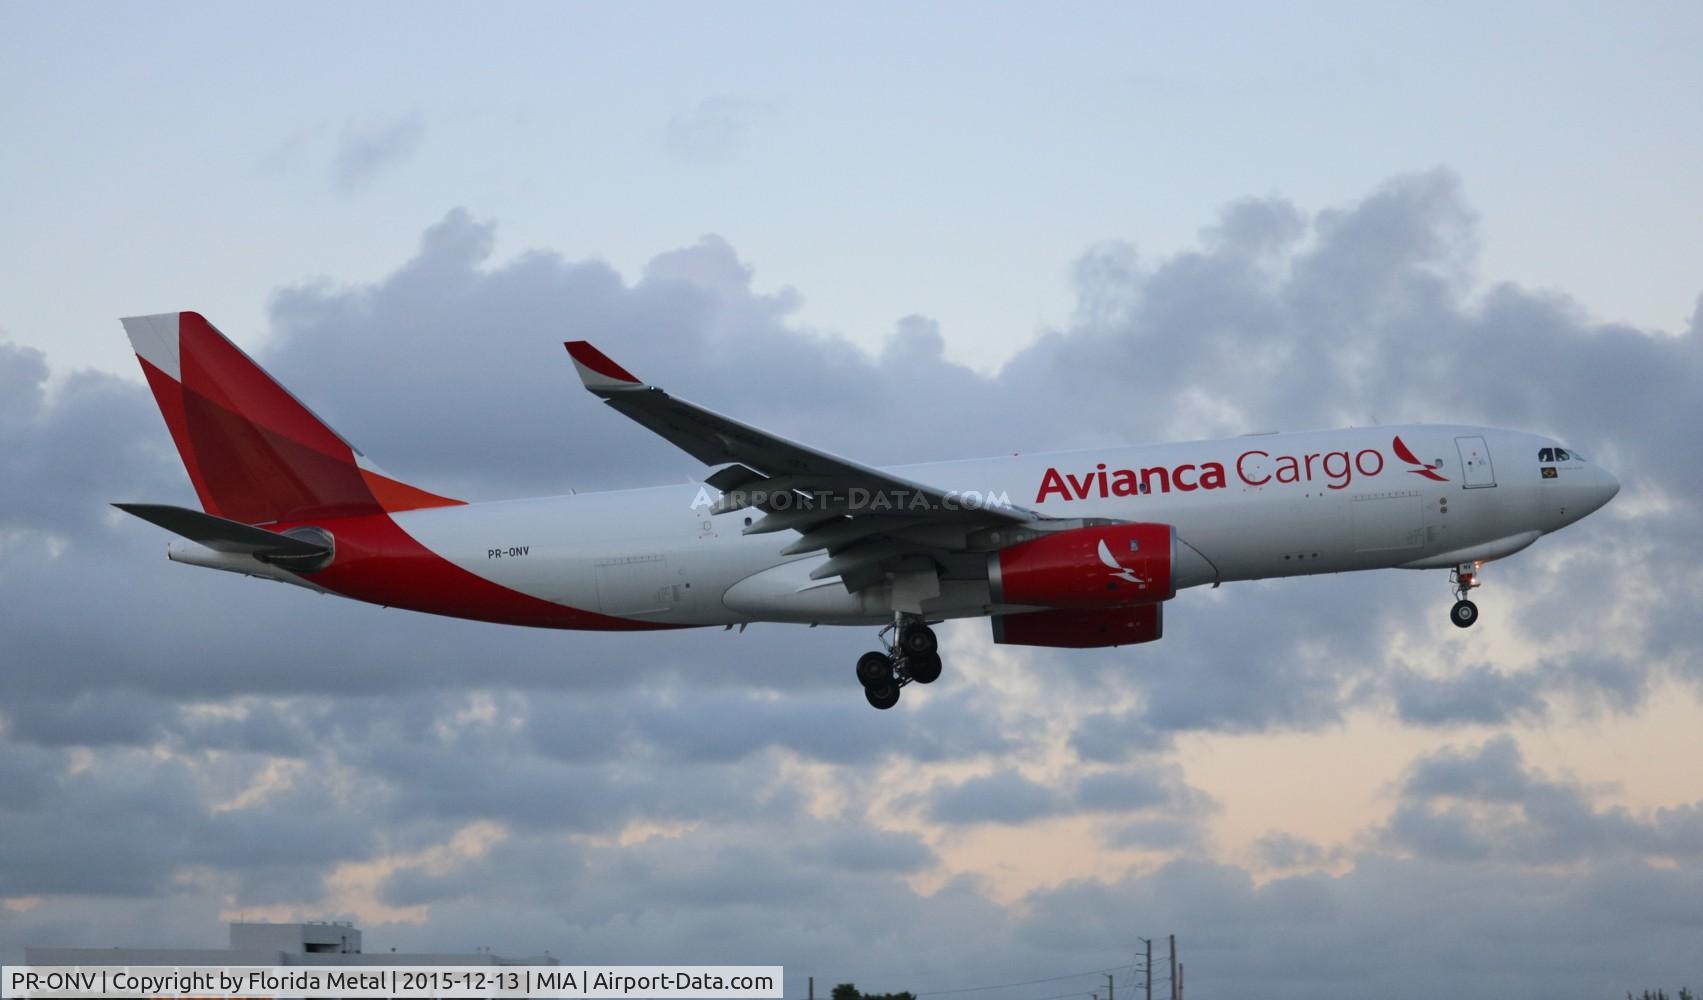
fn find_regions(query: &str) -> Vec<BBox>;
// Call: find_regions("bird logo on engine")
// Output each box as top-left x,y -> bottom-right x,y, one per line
1098,538 -> 1149,588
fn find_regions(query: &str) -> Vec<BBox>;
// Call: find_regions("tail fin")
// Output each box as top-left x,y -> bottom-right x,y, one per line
121,311 -> 461,524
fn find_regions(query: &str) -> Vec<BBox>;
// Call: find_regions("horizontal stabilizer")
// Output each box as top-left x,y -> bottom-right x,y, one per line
113,503 -> 331,558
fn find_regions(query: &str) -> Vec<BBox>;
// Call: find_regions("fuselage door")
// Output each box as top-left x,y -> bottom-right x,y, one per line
595,554 -> 674,615
1455,435 -> 1496,488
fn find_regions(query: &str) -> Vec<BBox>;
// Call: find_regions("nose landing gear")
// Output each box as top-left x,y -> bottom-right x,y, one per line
854,619 -> 941,709
1450,562 -> 1481,628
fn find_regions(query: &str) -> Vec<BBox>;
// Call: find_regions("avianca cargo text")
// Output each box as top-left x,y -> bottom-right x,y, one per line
1034,443 -> 1401,501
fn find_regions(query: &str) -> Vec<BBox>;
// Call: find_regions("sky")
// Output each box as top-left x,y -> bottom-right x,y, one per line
2,3 -> 1702,998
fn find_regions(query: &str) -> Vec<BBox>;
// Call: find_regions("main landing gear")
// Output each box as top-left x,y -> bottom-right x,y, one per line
855,619 -> 942,710
1450,562 -> 1482,629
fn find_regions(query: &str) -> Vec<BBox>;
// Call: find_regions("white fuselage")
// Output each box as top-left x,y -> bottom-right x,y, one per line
371,424 -> 1616,628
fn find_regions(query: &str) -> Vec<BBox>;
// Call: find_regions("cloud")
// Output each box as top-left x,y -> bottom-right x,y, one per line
1384,665 -> 1548,726
1013,855 -> 1703,1000
1381,736 -> 1703,866
1068,709 -> 1173,762
789,826 -> 938,875
926,772 -> 1065,825
3,172 -> 1702,998
1250,831 -> 1327,869
663,98 -> 772,163
922,764 -> 1214,830
333,113 -> 425,191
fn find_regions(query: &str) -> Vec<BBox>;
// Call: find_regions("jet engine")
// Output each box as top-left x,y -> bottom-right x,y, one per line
991,603 -> 1163,648
988,522 -> 1175,609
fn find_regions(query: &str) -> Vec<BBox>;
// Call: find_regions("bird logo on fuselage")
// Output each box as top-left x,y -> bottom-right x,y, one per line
1393,435 -> 1449,482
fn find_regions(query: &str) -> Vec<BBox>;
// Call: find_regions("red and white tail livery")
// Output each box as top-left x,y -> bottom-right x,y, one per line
119,312 -> 1620,709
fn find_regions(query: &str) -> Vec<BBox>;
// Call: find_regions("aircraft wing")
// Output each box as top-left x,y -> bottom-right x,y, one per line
565,341 -> 1041,592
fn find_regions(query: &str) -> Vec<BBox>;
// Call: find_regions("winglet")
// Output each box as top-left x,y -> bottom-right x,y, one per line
565,341 -> 643,391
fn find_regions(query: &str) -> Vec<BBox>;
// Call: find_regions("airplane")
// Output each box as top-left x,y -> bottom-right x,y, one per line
116,312 -> 1620,709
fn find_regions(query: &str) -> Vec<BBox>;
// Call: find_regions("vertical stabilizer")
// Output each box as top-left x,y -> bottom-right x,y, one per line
121,311 -> 462,524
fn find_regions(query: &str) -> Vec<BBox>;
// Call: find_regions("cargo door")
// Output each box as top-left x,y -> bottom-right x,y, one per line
1352,492 -> 1424,551
595,554 -> 674,615
1455,435 -> 1497,488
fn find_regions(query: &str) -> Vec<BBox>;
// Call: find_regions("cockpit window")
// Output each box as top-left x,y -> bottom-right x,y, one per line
1539,448 -> 1554,462
1555,448 -> 1571,461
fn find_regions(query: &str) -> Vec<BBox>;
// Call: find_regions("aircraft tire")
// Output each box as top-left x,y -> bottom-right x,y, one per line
901,624 -> 938,655
865,682 -> 901,710
856,651 -> 893,688
1450,599 -> 1478,628
907,651 -> 943,684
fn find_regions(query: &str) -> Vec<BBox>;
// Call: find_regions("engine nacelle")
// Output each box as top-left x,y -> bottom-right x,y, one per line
991,603 -> 1163,648
988,522 -> 1175,609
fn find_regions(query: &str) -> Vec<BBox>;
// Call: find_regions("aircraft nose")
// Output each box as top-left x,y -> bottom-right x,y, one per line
1591,465 -> 1621,510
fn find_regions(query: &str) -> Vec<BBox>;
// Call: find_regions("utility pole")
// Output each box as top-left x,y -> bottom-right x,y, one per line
808,978 -> 813,1000
1168,935 -> 1178,1000
1105,972 -> 1114,1000
1138,937 -> 1152,1000
1177,963 -> 1183,1000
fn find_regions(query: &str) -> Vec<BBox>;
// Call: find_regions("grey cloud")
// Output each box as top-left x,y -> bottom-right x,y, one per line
1203,196 -> 1308,258
1383,736 -> 1703,866
4,691 -> 167,747
1075,766 -> 1191,812
0,341 -> 47,425
1016,855 -> 1703,1000
789,827 -> 937,875
1106,817 -> 1204,850
924,764 -> 1212,829
166,702 -> 318,758
0,173 -> 1687,752
3,171 -> 1702,998
0,352 -> 185,538
1251,831 -> 1327,869
0,753 -> 233,897
334,113 -> 425,191
926,772 -> 1065,825
381,837 -> 586,910
515,682 -> 1014,768
1068,709 -> 1173,762
1399,734 -> 1532,802
0,743 -> 57,811
663,98 -> 772,163
1544,652 -> 1653,711
1385,665 -> 1548,726
0,744 -> 376,898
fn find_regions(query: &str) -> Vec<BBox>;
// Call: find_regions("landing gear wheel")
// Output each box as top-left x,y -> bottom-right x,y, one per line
856,651 -> 893,688
1450,599 -> 1479,629
864,682 -> 901,710
900,624 -> 938,655
906,651 -> 942,684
